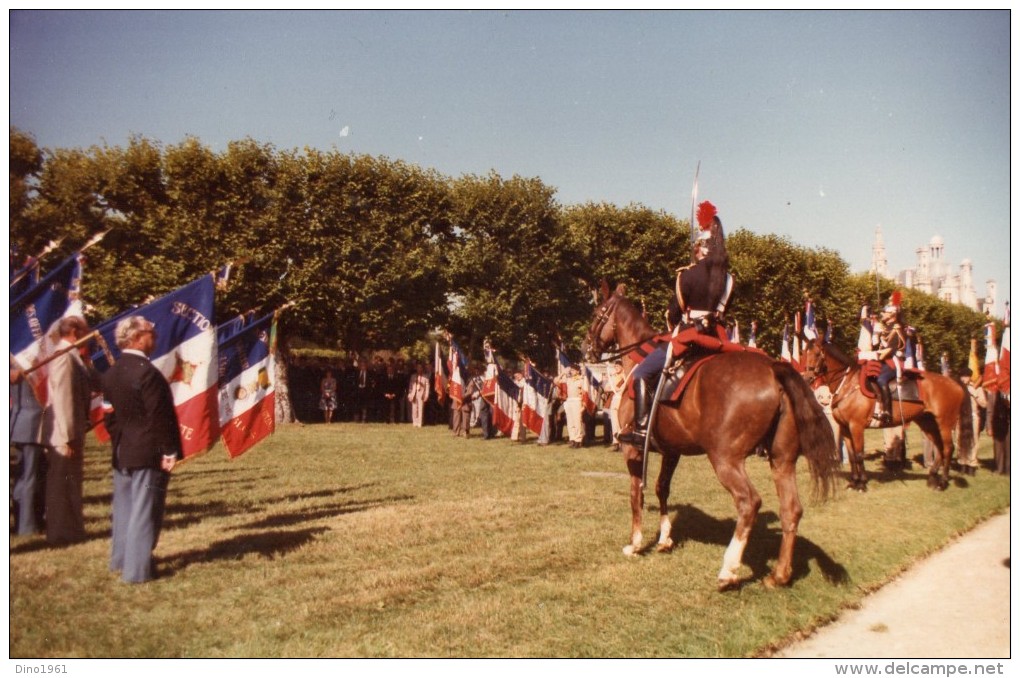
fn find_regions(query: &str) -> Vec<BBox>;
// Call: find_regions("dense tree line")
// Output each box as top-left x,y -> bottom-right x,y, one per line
10,127 -> 994,372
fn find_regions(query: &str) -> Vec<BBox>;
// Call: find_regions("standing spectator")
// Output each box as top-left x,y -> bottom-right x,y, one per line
957,368 -> 986,476
452,373 -> 478,438
556,366 -> 585,448
42,316 -> 93,546
319,369 -> 338,424
339,357 -> 357,422
475,370 -> 494,440
407,361 -> 430,427
989,391 -> 1010,475
510,370 -> 528,442
814,383 -> 845,464
382,361 -> 402,423
396,358 -> 412,423
354,358 -> 372,423
10,362 -> 46,535
103,316 -> 182,584
604,362 -> 626,450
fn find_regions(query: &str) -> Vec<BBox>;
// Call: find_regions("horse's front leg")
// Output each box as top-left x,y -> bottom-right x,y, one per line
624,455 -> 644,556
654,454 -> 680,552
846,423 -> 868,491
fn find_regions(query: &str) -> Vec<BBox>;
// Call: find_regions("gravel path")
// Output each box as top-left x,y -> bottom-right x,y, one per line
776,508 -> 1010,658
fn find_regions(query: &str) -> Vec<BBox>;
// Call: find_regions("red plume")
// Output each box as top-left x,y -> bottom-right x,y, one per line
891,290 -> 902,308
696,201 -> 717,230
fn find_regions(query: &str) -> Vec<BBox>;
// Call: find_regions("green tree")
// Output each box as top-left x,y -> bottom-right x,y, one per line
445,172 -> 582,368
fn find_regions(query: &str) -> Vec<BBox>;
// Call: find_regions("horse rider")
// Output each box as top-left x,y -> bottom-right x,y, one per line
872,297 -> 906,424
617,200 -> 732,448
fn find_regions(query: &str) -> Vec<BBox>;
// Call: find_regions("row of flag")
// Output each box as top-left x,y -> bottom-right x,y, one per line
431,336 -> 609,439
10,242 -> 285,460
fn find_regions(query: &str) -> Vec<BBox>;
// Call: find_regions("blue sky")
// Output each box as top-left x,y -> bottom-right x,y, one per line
9,10 -> 1011,315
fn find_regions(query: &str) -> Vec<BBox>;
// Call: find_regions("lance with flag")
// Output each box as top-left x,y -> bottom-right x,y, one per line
217,308 -> 281,458
92,275 -> 219,459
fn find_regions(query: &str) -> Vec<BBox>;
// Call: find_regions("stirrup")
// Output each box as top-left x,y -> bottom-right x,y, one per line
617,428 -> 647,446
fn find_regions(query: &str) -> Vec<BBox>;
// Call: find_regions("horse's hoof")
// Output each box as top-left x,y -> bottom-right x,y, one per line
655,539 -> 674,553
623,545 -> 638,557
717,577 -> 742,592
764,573 -> 790,589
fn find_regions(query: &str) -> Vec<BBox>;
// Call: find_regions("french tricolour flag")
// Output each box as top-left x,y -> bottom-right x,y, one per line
94,275 -> 219,459
521,362 -> 552,436
983,322 -> 1000,392
10,253 -> 84,406
448,337 -> 469,407
485,364 -> 520,436
217,311 -> 276,458
582,365 -> 601,415
998,325 -> 1010,395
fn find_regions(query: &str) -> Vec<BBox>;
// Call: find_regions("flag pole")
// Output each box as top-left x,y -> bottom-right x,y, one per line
16,330 -> 105,376
9,237 -> 65,288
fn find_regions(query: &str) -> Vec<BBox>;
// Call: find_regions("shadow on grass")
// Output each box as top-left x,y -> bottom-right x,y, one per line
159,526 -> 330,577
656,504 -> 850,588
234,494 -> 415,530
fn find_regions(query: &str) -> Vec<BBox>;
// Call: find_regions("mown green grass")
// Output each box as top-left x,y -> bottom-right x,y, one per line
9,423 -> 1009,658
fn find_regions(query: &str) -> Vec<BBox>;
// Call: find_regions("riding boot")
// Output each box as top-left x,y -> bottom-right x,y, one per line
617,379 -> 651,447
879,383 -> 893,424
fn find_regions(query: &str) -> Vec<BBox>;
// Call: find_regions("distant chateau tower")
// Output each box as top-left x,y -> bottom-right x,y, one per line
881,231 -> 998,315
870,226 -> 890,279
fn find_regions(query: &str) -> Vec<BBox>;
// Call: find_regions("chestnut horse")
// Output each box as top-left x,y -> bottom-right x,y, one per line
585,284 -> 839,590
801,340 -> 966,491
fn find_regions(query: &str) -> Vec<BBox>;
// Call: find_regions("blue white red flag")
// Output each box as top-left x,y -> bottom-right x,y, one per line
521,361 -> 552,436
857,305 -> 874,355
10,253 -> 84,405
983,322 -> 1000,392
217,311 -> 276,458
216,310 -> 257,344
556,345 -> 571,376
434,341 -> 447,405
824,320 -> 833,345
448,337 -> 469,407
748,320 -> 757,349
582,365 -> 602,415
780,324 -> 792,363
803,299 -> 818,341
93,275 -> 219,458
904,330 -> 917,370
485,364 -> 520,436
792,330 -> 801,370
998,326 -> 1010,395
729,320 -> 740,345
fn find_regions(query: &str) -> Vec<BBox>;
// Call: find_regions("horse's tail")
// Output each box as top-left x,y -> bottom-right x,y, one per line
772,361 -> 840,500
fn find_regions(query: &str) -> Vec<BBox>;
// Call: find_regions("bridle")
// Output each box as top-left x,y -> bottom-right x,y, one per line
585,295 -> 645,363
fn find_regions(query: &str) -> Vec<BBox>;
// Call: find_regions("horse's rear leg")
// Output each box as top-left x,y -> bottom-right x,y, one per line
654,454 -> 680,552
712,460 -> 762,591
766,455 -> 803,588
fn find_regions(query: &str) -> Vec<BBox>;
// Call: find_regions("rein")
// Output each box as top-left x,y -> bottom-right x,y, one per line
586,295 -> 655,363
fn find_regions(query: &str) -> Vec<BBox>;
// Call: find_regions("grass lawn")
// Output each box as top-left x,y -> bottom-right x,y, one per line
9,422 -> 1009,658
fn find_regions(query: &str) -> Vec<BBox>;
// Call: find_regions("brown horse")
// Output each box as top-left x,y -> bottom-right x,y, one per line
801,340 -> 966,491
585,284 -> 839,590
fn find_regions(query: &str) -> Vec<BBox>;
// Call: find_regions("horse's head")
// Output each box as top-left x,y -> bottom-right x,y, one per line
801,339 -> 826,381
583,281 -> 624,362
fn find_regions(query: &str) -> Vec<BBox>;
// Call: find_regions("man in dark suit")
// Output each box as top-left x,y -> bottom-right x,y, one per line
103,316 -> 182,583
10,360 -> 47,535
42,315 -> 93,545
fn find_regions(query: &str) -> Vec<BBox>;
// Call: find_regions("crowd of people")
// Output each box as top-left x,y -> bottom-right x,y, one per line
291,353 -> 624,448
10,315 -> 183,583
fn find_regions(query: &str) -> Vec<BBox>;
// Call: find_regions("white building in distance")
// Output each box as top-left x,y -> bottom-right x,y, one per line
869,226 -> 996,316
